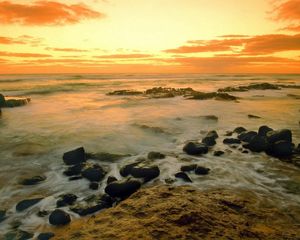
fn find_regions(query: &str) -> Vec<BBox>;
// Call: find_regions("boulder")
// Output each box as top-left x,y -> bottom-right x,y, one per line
214,150 -> 225,156
183,142 -> 208,155
120,162 -> 140,177
89,182 -> 99,190
233,127 -> 247,134
16,198 -> 43,212
202,136 -> 216,147
180,164 -> 197,172
56,194 -> 77,207
223,138 -> 241,145
63,147 -> 86,165
131,165 -> 160,182
195,166 -> 210,175
105,179 -> 141,199
37,232 -> 55,240
107,176 -> 118,184
49,209 -> 71,226
82,165 -> 106,182
206,130 -> 219,139
267,141 -> 294,157
266,129 -> 292,144
258,126 -> 273,136
243,135 -> 269,152
147,151 -> 165,160
19,175 -> 46,185
238,131 -> 257,143
63,163 -> 85,176
175,172 -> 192,182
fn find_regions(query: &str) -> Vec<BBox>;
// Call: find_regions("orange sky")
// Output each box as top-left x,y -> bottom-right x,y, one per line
0,0 -> 299,74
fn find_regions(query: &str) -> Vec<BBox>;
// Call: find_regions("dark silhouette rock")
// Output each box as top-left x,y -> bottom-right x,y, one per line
147,151 -> 165,160
16,198 -> 43,212
37,232 -> 55,240
258,125 -> 273,137
248,114 -> 261,119
214,150 -> 225,156
0,94 -> 5,107
233,127 -> 247,134
63,147 -> 86,165
71,201 -> 110,216
223,138 -> 241,145
238,131 -> 257,143
69,176 -> 83,181
63,163 -> 85,176
37,210 -> 49,217
131,165 -> 160,182
175,172 -> 192,182
180,164 -> 197,172
89,182 -> 99,190
202,135 -> 216,147
107,176 -> 118,184
267,141 -> 294,157
244,135 -> 269,152
195,166 -> 210,175
82,165 -> 106,182
49,209 -> 71,226
0,210 -> 6,222
120,162 -> 140,177
183,142 -> 208,155
86,152 -> 130,162
266,129 -> 292,144
105,179 -> 141,199
19,175 -> 46,185
56,194 -> 77,207
4,230 -> 33,240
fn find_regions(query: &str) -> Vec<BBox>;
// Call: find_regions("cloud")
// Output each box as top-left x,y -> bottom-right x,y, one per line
93,54 -> 153,58
0,36 -> 24,44
164,34 -> 300,54
45,47 -> 89,52
0,35 -> 43,45
0,1 -> 104,25
217,35 -> 250,38
0,51 -> 52,57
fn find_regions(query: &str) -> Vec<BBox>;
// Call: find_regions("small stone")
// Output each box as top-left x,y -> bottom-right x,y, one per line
49,209 -> 71,226
16,198 -> 43,212
183,142 -> 208,155
19,175 -> 46,185
147,151 -> 166,160
180,164 -> 197,172
38,232 -> 55,240
175,172 -> 192,182
89,182 -> 99,190
107,176 -> 118,184
214,150 -> 225,156
195,166 -> 210,175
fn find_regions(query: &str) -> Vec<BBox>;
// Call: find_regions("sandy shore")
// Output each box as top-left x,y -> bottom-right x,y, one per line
50,184 -> 300,240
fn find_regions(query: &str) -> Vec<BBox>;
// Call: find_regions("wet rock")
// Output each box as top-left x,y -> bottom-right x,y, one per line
4,98 -> 30,108
37,210 -> 49,217
4,230 -> 34,240
165,178 -> 176,184
248,114 -> 261,119
187,92 -> 237,101
238,131 -> 257,143
0,210 -> 6,222
202,137 -> 216,146
218,82 -> 281,92
63,163 -> 85,176
63,147 -> 86,165
86,152 -> 130,162
131,165 -> 160,182
258,125 -> 273,137
0,93 -> 5,107
242,150 -> 249,154
180,164 -> 197,172
200,115 -> 218,121
225,131 -> 233,136
195,166 -> 210,175
105,179 -> 142,199
82,165 -> 106,182
56,194 -> 77,207
89,182 -> 99,190
16,198 -> 43,212
214,150 -> 225,156
243,135 -> 269,152
215,92 -> 238,101
19,175 -> 46,185
37,232 -> 55,240
147,151 -> 166,160
183,142 -> 208,155
68,176 -> 83,181
223,138 -> 241,145
175,172 -> 192,182
49,209 -> 71,226
233,127 -> 247,134
267,140 -> 294,157
107,90 -> 143,96
266,129 -> 292,144
107,176 -> 118,184
120,162 -> 141,177
206,130 -> 219,139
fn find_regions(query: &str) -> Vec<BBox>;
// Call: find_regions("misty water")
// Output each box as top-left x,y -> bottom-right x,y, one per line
0,74 -> 299,237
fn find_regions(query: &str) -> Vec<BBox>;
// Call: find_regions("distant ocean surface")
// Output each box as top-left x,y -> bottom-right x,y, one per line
0,73 -> 300,237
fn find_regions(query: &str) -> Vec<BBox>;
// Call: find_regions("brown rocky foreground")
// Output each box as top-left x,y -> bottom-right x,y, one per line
51,185 -> 300,240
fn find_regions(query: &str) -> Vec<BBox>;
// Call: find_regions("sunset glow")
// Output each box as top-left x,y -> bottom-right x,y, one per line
0,0 -> 299,73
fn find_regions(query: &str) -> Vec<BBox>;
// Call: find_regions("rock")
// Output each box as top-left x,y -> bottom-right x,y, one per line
200,115 -> 218,121
4,230 -> 34,240
0,93 -> 6,107
82,165 -> 106,182
266,129 -> 292,144
107,90 -> 143,96
214,150 -> 225,156
248,114 -> 261,119
89,182 -> 99,190
107,176 -> 118,184
267,140 -> 294,157
238,131 -> 257,143
120,162 -> 140,177
215,92 -> 238,101
147,151 -> 165,160
225,131 -> 233,136
195,166 -> 210,175
63,147 -> 86,165
69,176 -> 83,181
242,150 -> 249,154
19,175 -> 46,185
4,97 -> 30,107
206,130 -> 219,139
131,165 -> 160,182
37,232 -> 55,240
258,125 -> 273,136
223,138 -> 241,145
202,136 -> 216,146
63,163 -> 85,176
180,164 -> 197,172
175,172 -> 192,182
56,194 -> 77,207
243,135 -> 269,152
49,209 -> 71,226
183,142 -> 208,155
0,210 -> 6,222
16,198 -> 43,212
37,210 -> 49,217
105,179 -> 142,199
233,127 -> 247,134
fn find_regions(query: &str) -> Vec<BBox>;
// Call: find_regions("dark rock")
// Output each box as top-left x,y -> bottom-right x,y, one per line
82,165 -> 106,182
63,147 -> 86,165
0,93 -> 5,107
56,194 -> 77,207
37,232 -> 55,240
19,175 -> 46,185
107,176 -> 118,184
107,90 -> 143,96
89,182 -> 99,190
243,135 -> 269,152
37,210 -> 49,217
206,130 -> 219,139
195,166 -> 210,175
258,125 -> 273,136
180,164 -> 197,172
49,209 -> 71,226
71,201 -> 109,216
105,179 -> 141,199
202,136 -> 216,146
266,129 -> 292,144
242,150 -> 249,154
183,142 -> 208,155
131,165 -> 160,182
223,138 -> 241,145
238,131 -> 257,143
233,127 -> 247,134
69,176 -> 83,181
120,162 -> 140,177
215,92 -> 238,101
225,131 -> 233,136
267,140 -> 294,157
63,163 -> 85,176
16,198 -> 43,212
147,151 -> 165,160
200,115 -> 218,121
0,210 -> 6,222
214,150 -> 225,156
248,114 -> 261,119
4,230 -> 33,240
175,172 -> 192,182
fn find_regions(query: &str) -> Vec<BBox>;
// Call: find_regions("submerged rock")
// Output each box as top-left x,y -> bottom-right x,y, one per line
223,138 -> 241,145
56,194 -> 77,208
200,115 -> 218,121
105,179 -> 142,199
0,94 -> 31,108
86,152 -> 130,162
107,90 -> 143,96
243,135 -> 269,152
267,140 -> 294,157
4,230 -> 33,240
183,142 -> 208,155
120,162 -> 141,177
214,150 -> 225,156
233,127 -> 247,134
131,165 -> 160,182
63,163 -> 85,176
82,165 -> 106,182
180,164 -> 197,172
195,166 -> 210,175
248,114 -> 261,119
37,232 -> 55,240
147,151 -> 165,160
175,172 -> 192,182
258,125 -> 273,137
16,198 -> 43,212
238,131 -> 257,143
63,147 -> 86,165
19,175 -> 46,185
266,129 -> 292,144
49,209 -> 71,226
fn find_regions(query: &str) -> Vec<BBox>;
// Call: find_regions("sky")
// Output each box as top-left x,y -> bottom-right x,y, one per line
0,0 -> 299,74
